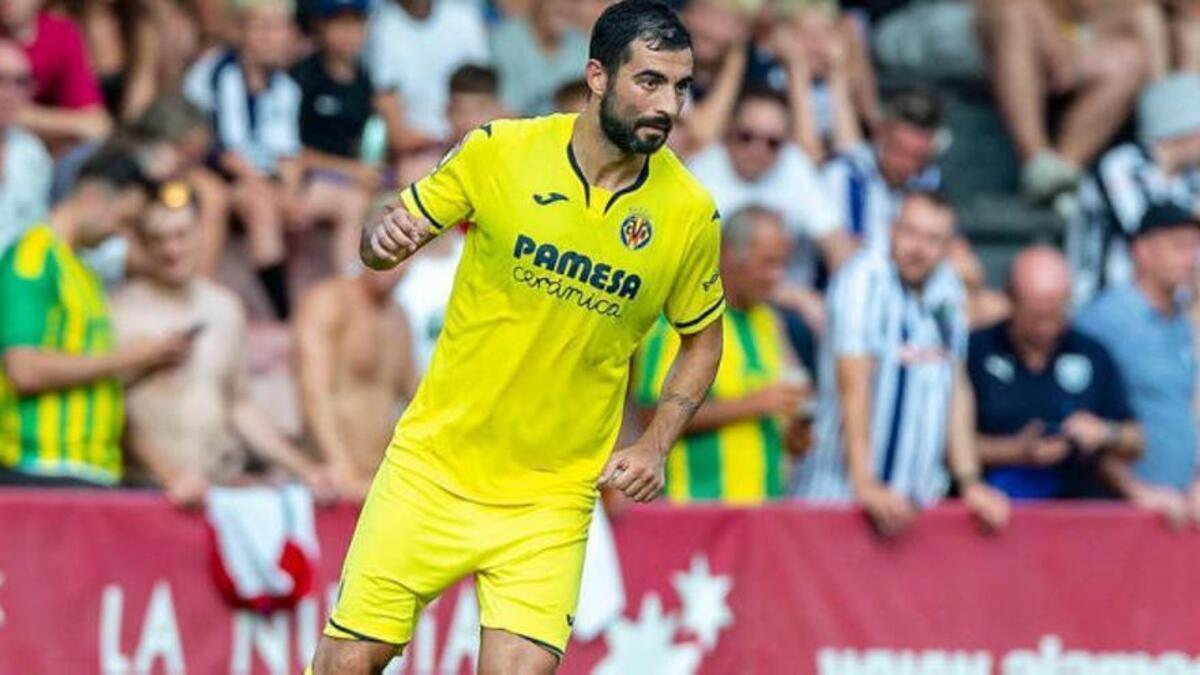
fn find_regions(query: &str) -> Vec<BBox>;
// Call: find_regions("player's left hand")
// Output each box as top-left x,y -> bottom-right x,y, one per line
596,443 -> 666,503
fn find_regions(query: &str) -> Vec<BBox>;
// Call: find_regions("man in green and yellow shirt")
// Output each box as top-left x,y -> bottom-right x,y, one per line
0,143 -> 195,490
635,206 -> 810,504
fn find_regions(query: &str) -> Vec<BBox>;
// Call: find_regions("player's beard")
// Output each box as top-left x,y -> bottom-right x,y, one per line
599,86 -> 671,155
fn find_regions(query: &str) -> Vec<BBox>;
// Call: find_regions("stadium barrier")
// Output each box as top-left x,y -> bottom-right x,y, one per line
2,490 -> 1198,674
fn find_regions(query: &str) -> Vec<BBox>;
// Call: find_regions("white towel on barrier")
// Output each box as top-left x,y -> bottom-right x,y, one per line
205,484 -> 319,610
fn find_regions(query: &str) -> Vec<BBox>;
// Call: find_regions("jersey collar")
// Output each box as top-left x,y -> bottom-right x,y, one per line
566,141 -> 651,214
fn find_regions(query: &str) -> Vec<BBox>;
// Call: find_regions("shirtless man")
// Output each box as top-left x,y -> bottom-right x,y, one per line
112,182 -> 334,494
295,260 -> 415,497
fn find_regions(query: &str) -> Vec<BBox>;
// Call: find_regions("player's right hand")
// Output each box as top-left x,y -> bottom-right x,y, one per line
597,443 -> 667,503
364,203 -> 429,268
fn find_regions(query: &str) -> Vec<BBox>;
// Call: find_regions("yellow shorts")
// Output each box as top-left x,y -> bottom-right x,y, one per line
324,455 -> 593,654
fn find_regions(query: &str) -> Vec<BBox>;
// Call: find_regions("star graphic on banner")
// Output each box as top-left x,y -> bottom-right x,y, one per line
672,555 -> 733,649
594,593 -> 702,675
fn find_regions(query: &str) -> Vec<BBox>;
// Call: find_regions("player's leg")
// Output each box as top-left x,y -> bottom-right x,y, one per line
478,628 -> 559,675
475,501 -> 592,675
310,634 -> 399,675
313,457 -> 470,673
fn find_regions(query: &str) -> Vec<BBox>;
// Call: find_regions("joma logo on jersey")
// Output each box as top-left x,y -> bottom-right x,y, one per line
619,213 -> 653,250
513,234 -> 642,300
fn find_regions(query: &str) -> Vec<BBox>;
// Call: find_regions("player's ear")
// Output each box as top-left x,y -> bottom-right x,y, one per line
585,59 -> 608,99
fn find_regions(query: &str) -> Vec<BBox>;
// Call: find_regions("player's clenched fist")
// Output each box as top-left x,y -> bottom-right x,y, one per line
361,202 -> 431,269
596,443 -> 667,502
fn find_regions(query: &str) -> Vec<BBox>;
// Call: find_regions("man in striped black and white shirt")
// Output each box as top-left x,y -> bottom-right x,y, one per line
1070,74 -> 1200,307
792,190 -> 1010,536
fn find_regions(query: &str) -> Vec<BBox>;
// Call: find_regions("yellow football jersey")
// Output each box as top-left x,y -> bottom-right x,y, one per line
394,113 -> 725,507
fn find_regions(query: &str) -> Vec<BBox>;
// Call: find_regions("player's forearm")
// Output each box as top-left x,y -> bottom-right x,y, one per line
18,105 -> 112,142
684,397 -> 759,433
640,323 -> 723,454
2,348 -> 130,395
837,356 -> 876,493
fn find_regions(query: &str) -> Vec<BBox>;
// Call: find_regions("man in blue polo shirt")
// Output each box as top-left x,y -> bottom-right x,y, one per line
969,247 -> 1142,499
1077,202 -> 1200,526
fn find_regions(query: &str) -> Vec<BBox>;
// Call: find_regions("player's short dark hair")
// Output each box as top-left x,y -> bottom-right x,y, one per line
589,0 -> 691,77
449,64 -> 499,97
884,86 -> 943,130
733,83 -> 789,118
77,140 -> 157,197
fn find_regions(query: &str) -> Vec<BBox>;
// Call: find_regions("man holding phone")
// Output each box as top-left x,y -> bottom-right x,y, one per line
967,246 -> 1143,499
0,143 -> 193,491
112,181 -> 335,503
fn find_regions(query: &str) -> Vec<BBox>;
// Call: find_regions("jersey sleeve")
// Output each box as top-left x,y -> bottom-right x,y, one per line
828,260 -> 877,357
398,126 -> 488,233
0,244 -> 56,350
664,205 -> 725,335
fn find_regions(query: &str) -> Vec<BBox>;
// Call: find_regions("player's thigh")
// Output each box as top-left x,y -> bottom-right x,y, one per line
478,627 -> 559,675
475,503 -> 591,657
329,458 -> 474,645
310,634 -> 399,675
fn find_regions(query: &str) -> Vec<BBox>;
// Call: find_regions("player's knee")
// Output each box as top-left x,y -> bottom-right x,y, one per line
311,636 -> 396,675
479,630 -> 560,675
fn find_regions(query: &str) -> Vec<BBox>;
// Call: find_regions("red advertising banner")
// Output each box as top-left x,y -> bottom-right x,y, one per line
2,490 -> 1199,674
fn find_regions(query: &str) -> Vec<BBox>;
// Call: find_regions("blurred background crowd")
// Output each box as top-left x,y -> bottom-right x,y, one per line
3,0 -> 1200,533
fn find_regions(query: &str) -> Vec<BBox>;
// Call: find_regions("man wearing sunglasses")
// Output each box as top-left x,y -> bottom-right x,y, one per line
689,84 -> 856,283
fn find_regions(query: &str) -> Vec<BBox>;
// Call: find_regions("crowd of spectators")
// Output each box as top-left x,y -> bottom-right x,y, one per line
3,0 -> 1200,537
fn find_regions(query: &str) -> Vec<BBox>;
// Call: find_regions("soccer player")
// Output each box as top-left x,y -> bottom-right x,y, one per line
310,2 -> 725,673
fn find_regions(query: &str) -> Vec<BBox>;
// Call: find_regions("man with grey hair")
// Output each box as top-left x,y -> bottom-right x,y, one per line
1070,74 -> 1200,306
633,206 -> 809,504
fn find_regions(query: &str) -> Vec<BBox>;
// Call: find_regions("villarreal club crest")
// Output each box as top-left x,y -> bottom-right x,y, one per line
620,212 -> 653,251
